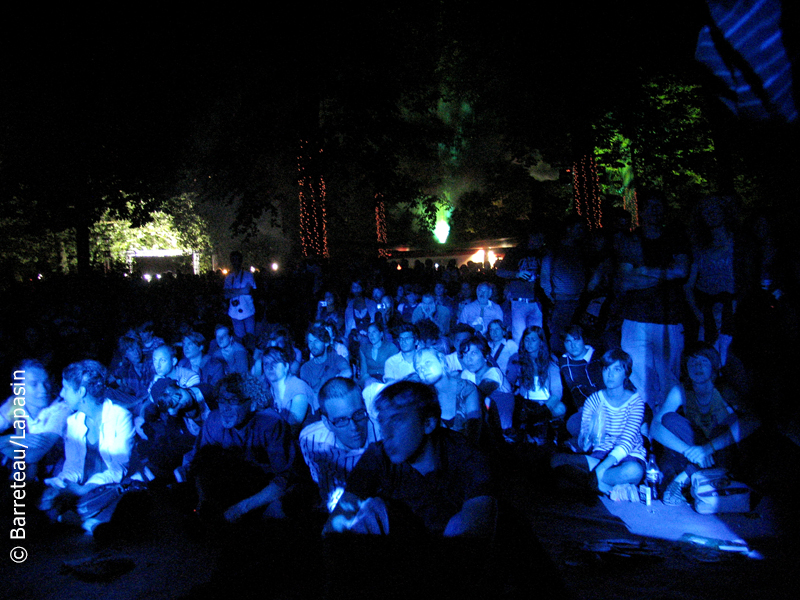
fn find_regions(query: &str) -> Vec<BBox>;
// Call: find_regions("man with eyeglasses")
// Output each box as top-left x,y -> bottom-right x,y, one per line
328,381 -> 495,537
299,377 -> 379,511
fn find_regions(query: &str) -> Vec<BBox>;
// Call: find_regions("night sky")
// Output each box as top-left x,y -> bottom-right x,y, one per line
1,2 -> 710,237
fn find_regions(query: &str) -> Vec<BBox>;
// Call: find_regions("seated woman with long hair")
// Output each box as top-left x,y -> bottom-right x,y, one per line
650,342 -> 759,505
551,349 -> 646,497
458,335 -> 514,430
507,326 -> 565,437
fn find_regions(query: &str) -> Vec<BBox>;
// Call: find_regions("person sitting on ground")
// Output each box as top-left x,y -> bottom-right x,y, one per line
359,322 -> 399,384
458,282 -> 504,336
150,343 -> 201,392
558,324 -> 603,437
315,290 -> 345,336
397,286 -> 421,324
1,359 -> 70,480
374,294 -> 401,336
412,291 -> 451,336
551,349 -> 646,498
211,324 -> 250,376
136,322 -> 165,361
458,335 -> 512,404
486,319 -> 518,375
650,342 -> 759,505
40,360 -> 135,532
107,335 -> 156,409
414,347 -> 483,445
134,377 -> 210,483
415,318 -> 450,357
192,373 -> 297,523
445,323 -> 476,374
262,346 -> 316,431
328,380 -> 495,537
179,331 -> 226,388
300,323 -> 353,404
299,377 -> 379,511
344,279 -> 377,344
252,326 -> 302,383
382,323 -> 419,384
507,326 -> 565,438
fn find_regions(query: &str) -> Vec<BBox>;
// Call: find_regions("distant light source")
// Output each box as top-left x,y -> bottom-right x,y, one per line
468,249 -> 499,267
434,220 -> 450,244
397,264 -> 402,270
156,273 -> 162,280
143,273 -> 152,282
271,262 -> 279,271
221,269 -> 229,275
37,273 -> 43,280
250,266 -> 256,273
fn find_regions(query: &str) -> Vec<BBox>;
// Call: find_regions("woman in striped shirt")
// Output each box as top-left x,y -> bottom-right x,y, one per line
552,349 -> 645,495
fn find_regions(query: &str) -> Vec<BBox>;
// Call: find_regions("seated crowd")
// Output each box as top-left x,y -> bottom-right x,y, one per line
1,199 -> 776,547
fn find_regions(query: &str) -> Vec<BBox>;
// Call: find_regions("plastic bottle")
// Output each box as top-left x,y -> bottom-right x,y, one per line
646,453 -> 660,501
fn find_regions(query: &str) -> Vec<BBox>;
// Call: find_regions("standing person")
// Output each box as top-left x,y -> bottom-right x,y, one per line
40,360 -> 135,532
224,250 -> 257,340
685,195 -> 737,364
496,231 -> 546,344
616,191 -> 690,411
540,217 -> 588,355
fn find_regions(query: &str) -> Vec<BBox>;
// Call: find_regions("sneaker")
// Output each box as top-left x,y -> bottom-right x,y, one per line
663,478 -> 689,506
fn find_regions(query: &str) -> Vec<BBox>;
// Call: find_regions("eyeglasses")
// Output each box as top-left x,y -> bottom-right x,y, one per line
326,408 -> 369,428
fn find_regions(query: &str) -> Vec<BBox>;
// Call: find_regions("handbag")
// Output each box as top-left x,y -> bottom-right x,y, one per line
690,468 -> 751,514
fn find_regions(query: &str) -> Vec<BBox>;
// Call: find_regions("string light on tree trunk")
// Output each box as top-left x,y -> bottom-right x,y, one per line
298,140 -> 329,258
572,155 -> 602,230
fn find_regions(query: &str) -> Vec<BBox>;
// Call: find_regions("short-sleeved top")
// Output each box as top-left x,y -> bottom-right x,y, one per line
270,375 -> 318,419
617,227 -> 689,324
225,270 -> 257,320
344,428 -> 493,534
299,419 -> 380,508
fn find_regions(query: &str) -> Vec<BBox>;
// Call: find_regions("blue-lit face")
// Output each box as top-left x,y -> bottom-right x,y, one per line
602,361 -> 627,391
563,335 -> 586,360
152,347 -> 175,377
378,407 -> 427,464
